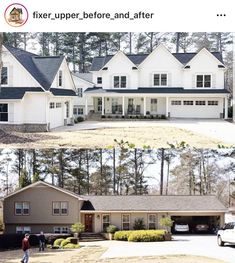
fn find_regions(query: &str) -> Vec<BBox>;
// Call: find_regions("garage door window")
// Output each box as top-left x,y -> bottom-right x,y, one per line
171,100 -> 181,105
50,102 -> 55,109
196,75 -> 211,88
56,103 -> 62,108
183,101 -> 194,105
0,104 -> 8,122
195,101 -> 206,105
208,101 -> 218,106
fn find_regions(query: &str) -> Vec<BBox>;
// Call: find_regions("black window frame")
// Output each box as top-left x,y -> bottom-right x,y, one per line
0,103 -> 8,122
1,67 -> 8,85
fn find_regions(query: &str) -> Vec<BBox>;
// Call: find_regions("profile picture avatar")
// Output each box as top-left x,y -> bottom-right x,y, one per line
4,3 -> 28,27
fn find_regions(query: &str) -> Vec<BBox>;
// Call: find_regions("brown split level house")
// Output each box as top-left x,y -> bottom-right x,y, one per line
3,181 -> 227,234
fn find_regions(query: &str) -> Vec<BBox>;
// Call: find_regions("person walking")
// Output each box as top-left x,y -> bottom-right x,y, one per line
21,233 -> 30,263
38,231 -> 46,251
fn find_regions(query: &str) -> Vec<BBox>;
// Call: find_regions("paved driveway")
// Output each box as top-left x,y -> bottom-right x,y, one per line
54,119 -> 235,145
90,235 -> 235,263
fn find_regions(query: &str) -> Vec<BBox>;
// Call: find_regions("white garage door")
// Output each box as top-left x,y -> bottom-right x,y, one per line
49,103 -> 64,129
169,99 -> 222,118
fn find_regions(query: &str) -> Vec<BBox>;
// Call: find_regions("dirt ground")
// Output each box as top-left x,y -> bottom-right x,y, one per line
0,126 -> 227,149
0,247 -> 227,263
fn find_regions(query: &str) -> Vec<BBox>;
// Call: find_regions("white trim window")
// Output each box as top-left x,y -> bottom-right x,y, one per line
195,100 -> 206,105
0,104 -> 8,122
171,100 -> 181,105
183,100 -> 194,105
97,77 -> 102,84
16,226 -> 31,234
196,74 -> 211,88
50,102 -> 55,109
53,201 -> 68,215
148,214 -> 156,230
102,214 -> 110,232
76,88 -> 83,97
15,202 -> 30,215
153,73 -> 167,86
54,226 -> 69,234
122,214 -> 130,230
58,70 -> 63,87
73,107 -> 84,115
113,76 -> 127,88
1,67 -> 8,85
208,100 -> 219,106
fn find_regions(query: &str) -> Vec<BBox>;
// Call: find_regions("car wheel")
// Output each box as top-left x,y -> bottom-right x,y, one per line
217,236 -> 225,246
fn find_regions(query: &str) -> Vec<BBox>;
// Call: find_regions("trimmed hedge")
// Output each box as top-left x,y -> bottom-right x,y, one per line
63,243 -> 80,249
53,238 -> 64,247
114,230 -> 166,242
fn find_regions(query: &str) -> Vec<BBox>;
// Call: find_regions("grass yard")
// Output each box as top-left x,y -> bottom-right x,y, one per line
0,247 -> 226,263
0,126 -> 227,148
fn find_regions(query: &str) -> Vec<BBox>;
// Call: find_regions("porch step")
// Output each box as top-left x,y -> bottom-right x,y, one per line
80,233 -> 105,242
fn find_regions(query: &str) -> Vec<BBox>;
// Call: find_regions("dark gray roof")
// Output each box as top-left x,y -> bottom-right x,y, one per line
90,51 -> 224,71
50,88 -> 76,96
4,45 -> 64,90
0,87 -> 44,100
85,87 -> 229,94
81,195 -> 227,212
73,73 -> 93,83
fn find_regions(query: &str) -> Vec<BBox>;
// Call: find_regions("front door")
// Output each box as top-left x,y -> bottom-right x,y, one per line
85,214 -> 93,232
150,99 -> 158,114
97,98 -> 102,113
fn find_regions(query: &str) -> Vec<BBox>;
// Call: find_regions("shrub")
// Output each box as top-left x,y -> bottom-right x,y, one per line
160,115 -> 166,119
159,217 -> 174,233
71,222 -> 85,235
76,116 -> 84,122
133,218 -> 145,230
101,115 -> 105,119
114,231 -> 132,241
63,243 -> 80,249
228,106 -> 233,118
53,238 -> 65,247
60,239 -> 70,247
128,230 -> 165,242
106,225 -> 118,234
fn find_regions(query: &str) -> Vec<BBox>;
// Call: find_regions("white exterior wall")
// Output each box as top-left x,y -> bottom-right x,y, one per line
183,49 -> 225,89
138,46 -> 183,87
101,52 -> 139,89
2,47 -> 41,87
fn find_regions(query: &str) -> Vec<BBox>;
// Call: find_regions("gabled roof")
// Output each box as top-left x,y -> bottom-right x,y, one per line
81,195 -> 227,212
0,87 -> 44,100
84,87 -> 229,95
72,72 -> 94,84
90,49 -> 224,71
3,181 -> 84,200
4,45 -> 64,90
50,88 -> 76,96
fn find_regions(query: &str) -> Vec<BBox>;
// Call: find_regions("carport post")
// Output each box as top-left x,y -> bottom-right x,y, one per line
85,97 -> 88,116
224,97 -> 228,119
143,97 -> 146,116
102,96 -> 105,115
166,97 -> 169,117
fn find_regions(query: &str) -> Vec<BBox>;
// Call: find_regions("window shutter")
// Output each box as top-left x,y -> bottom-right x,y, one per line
212,74 -> 216,87
8,103 -> 14,123
149,73 -> 153,87
192,74 -> 195,88
167,73 -> 172,87
9,65 -> 13,86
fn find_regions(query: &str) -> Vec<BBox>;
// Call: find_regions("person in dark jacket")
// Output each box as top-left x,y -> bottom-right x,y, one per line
38,231 -> 46,251
21,233 -> 30,263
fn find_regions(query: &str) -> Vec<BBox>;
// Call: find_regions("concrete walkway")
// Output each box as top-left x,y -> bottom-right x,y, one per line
81,235 -> 235,263
53,119 -> 235,145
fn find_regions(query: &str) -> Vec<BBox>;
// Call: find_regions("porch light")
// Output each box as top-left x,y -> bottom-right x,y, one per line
141,98 -> 144,101
107,98 -> 109,101
97,214 -> 100,219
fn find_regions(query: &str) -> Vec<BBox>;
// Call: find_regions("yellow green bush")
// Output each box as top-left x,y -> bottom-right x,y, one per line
60,239 -> 70,247
53,238 -> 65,247
63,243 -> 80,249
114,230 -> 166,242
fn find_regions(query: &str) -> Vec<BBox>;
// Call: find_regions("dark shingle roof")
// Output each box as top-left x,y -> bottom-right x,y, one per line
50,88 -> 76,96
81,195 -> 227,212
4,45 -> 64,90
0,87 -> 44,100
85,87 -> 229,94
90,51 -> 224,71
72,72 -> 93,83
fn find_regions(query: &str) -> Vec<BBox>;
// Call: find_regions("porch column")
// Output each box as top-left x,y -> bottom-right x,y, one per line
224,97 -> 228,119
143,97 -> 146,116
122,96 -> 125,116
102,96 -> 105,115
85,97 -> 88,116
165,97 -> 169,118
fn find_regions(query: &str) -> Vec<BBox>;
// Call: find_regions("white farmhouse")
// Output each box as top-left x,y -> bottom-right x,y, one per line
0,45 -> 76,132
83,44 -> 229,119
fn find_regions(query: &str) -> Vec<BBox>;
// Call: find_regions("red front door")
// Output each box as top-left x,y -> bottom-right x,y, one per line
85,214 -> 93,232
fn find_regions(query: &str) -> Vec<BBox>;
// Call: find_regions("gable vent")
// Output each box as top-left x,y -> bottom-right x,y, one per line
132,66 -> 138,70
184,65 -> 190,69
102,67 -> 108,70
218,65 -> 225,68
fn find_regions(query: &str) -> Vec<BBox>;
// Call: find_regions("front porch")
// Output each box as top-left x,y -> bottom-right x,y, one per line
85,96 -> 169,119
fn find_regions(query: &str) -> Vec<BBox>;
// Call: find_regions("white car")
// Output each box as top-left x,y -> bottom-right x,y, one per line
174,223 -> 190,233
217,222 -> 235,246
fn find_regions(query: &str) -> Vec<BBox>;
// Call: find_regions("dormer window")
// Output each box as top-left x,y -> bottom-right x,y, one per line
1,67 -> 8,85
153,73 -> 167,86
196,75 -> 211,88
58,70 -> 63,87
113,76 -> 127,88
